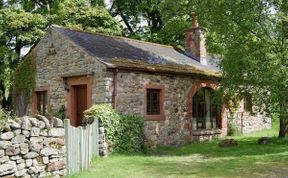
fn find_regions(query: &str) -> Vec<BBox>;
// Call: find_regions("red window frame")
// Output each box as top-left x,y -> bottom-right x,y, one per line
144,84 -> 165,121
32,86 -> 50,115
146,89 -> 161,115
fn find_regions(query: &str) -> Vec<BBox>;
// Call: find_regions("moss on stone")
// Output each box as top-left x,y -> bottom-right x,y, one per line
110,58 -> 221,78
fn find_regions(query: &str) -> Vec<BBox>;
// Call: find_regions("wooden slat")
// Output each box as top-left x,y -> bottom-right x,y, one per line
65,117 -> 99,175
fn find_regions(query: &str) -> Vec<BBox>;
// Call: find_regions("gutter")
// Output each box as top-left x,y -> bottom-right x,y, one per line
112,68 -> 119,109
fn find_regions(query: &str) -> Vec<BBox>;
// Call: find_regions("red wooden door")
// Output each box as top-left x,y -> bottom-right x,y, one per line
72,85 -> 87,127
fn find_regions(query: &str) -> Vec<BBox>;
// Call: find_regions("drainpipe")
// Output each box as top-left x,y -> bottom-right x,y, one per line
112,68 -> 119,109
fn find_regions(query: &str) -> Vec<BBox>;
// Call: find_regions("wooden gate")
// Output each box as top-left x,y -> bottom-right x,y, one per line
64,118 -> 99,175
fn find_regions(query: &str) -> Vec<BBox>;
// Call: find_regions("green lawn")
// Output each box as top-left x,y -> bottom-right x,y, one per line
72,124 -> 288,178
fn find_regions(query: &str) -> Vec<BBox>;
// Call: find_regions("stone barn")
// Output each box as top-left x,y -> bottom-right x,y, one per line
26,19 -> 271,147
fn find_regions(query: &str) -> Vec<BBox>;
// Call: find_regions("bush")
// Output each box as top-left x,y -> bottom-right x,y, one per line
117,114 -> 145,153
0,107 -> 7,129
228,122 -> 241,136
84,104 -> 145,153
0,107 -> 13,131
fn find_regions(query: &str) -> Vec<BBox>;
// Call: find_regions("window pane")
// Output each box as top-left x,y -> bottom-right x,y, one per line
193,88 -> 221,130
147,91 -> 151,113
147,89 -> 160,115
37,91 -> 48,115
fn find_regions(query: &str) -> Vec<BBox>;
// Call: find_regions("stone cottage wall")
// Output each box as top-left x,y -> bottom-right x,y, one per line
33,28 -> 109,114
0,116 -> 65,177
108,70 -> 272,147
112,71 -> 203,147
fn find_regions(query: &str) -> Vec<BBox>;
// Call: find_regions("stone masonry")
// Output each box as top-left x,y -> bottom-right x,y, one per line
112,71 -> 227,147
31,27 -> 272,148
228,112 -> 271,134
0,116 -> 66,177
114,71 -> 198,147
32,28 -> 110,114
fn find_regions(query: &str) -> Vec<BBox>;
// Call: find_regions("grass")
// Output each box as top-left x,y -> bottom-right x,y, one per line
72,122 -> 288,178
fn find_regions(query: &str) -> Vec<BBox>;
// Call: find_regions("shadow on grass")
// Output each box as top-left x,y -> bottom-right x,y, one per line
152,137 -> 288,159
130,137 -> 288,177
73,137 -> 288,178
133,153 -> 288,178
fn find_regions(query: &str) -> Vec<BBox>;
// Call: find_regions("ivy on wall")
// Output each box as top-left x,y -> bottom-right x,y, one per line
13,54 -> 36,115
13,54 -> 36,98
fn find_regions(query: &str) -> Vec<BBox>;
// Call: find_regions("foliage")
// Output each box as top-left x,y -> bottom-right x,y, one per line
0,8 -> 47,55
110,0 -> 163,35
224,94 -> 242,113
50,0 -> 122,35
158,0 -> 288,137
13,54 -> 36,99
47,105 -> 67,120
54,105 -> 67,120
227,122 -> 241,136
0,8 -> 46,108
0,46 -> 15,106
116,114 -> 145,153
0,107 -> 8,129
0,0 -> 122,109
0,107 -> 14,130
84,104 -> 145,153
195,0 -> 288,138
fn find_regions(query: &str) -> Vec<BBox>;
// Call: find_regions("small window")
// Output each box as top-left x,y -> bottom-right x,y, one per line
36,91 -> 48,115
147,89 -> 160,115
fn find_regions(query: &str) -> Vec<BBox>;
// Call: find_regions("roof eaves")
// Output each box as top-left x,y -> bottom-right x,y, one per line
108,59 -> 222,78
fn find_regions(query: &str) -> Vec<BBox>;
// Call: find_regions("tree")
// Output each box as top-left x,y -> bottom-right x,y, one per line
192,0 -> 287,137
156,0 -> 288,137
50,0 -> 121,35
0,8 -> 47,109
0,0 -> 122,109
109,0 -> 163,36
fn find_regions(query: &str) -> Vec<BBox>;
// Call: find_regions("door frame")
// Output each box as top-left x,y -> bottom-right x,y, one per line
65,75 -> 93,126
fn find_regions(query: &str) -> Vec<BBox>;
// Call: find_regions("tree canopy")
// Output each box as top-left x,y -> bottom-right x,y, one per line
0,0 -> 121,108
191,0 -> 288,137
0,0 -> 287,137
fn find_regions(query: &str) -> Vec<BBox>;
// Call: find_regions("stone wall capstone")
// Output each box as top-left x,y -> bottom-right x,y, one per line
0,116 -> 66,177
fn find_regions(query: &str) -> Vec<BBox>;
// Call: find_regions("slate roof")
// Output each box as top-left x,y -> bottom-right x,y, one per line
51,26 -> 221,78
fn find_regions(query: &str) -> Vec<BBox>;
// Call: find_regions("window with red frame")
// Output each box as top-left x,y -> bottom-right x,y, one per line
36,91 -> 48,115
146,89 -> 160,115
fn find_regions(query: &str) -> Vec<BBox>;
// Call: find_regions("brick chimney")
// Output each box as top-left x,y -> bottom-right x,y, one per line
184,15 -> 207,65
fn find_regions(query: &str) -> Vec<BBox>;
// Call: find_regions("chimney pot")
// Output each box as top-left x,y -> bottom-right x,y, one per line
193,16 -> 199,28
184,14 -> 207,65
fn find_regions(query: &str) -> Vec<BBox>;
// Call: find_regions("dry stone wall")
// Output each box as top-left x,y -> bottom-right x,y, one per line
0,116 -> 66,177
228,112 -> 271,134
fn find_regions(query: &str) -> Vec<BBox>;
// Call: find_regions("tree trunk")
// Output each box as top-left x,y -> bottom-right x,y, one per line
0,0 -> 3,9
279,115 -> 287,138
279,96 -> 288,138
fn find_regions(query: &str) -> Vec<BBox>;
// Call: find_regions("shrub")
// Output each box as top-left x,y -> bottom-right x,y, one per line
0,107 -> 14,131
84,104 -> 145,153
0,107 -> 7,129
228,122 -> 241,136
47,105 -> 67,120
117,114 -> 145,153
